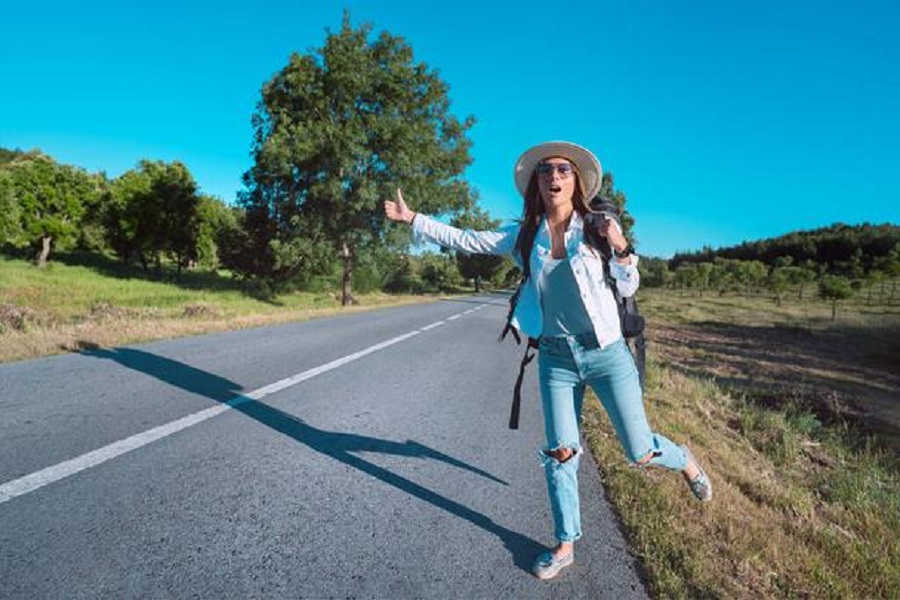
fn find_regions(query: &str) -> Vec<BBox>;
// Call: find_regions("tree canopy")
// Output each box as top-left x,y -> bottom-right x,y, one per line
0,153 -> 100,266
239,12 -> 475,303
105,160 -> 202,276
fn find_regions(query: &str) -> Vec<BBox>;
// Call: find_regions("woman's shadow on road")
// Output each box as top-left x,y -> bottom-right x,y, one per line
79,343 -> 544,573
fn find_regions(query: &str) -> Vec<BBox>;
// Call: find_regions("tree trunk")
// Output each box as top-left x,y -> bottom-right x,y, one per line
341,242 -> 358,307
831,301 -> 837,320
35,235 -> 52,267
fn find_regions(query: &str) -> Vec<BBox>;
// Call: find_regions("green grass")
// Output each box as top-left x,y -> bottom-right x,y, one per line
3,254 -> 300,317
0,254 -> 442,362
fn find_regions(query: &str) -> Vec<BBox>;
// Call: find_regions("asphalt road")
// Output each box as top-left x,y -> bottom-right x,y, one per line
0,294 -> 647,599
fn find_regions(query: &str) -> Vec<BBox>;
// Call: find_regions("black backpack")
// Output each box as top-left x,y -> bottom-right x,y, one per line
500,244 -> 646,430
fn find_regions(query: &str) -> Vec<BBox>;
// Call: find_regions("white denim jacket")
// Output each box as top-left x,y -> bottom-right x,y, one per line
412,212 -> 640,347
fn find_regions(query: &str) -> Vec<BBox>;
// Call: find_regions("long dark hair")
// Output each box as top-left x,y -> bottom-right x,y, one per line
513,167 -> 590,280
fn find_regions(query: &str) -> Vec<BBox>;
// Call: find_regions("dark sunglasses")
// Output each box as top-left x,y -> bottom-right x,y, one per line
536,162 -> 575,177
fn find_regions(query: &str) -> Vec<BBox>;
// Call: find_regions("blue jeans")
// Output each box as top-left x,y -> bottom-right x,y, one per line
538,333 -> 687,543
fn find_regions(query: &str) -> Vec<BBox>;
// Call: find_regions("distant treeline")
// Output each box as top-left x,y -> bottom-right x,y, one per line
670,223 -> 899,276
635,224 -> 900,314
4,143 -> 898,313
1,147 -> 238,275
0,146 -> 522,298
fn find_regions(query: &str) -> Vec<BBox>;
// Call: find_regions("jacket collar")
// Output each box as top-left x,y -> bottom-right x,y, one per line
537,211 -> 585,245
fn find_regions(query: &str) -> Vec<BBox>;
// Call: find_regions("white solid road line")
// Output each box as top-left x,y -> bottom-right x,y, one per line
0,305 -> 488,505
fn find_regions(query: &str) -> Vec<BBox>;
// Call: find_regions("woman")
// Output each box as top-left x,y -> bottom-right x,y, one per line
384,141 -> 711,581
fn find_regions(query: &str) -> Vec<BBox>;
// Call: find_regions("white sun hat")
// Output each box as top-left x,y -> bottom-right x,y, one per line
513,141 -> 603,201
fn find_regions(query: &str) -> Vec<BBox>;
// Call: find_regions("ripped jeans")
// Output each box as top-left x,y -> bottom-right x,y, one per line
538,334 -> 687,543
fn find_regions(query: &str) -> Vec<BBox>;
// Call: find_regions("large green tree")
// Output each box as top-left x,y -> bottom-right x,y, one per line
240,12 -> 475,304
106,160 -> 201,277
1,154 -> 99,266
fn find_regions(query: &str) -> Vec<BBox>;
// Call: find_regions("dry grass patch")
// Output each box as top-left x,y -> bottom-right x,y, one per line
0,294 -> 436,364
0,302 -> 41,333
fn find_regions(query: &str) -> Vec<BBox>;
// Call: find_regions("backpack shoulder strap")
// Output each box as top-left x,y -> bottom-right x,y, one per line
500,274 -> 539,430
508,339 -> 537,430
598,246 -> 619,295
499,273 -> 528,344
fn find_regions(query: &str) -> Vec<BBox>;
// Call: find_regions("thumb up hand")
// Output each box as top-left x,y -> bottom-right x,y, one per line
384,188 -> 416,223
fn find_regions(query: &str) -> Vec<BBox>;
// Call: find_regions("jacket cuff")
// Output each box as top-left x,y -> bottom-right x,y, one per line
609,254 -> 640,280
411,213 -> 428,246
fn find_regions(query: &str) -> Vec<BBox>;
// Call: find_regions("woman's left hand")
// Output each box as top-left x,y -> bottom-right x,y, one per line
598,216 -> 628,254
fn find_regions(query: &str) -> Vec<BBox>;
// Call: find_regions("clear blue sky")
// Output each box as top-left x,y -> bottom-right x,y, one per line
2,1 -> 898,257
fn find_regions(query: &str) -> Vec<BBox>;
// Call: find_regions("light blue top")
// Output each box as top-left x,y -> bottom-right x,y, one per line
538,258 -> 595,336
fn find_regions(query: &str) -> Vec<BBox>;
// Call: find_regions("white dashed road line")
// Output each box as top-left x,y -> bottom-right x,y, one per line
0,304 -> 490,505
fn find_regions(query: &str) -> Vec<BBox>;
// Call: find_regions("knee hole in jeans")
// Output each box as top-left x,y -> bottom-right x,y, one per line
544,446 -> 578,464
